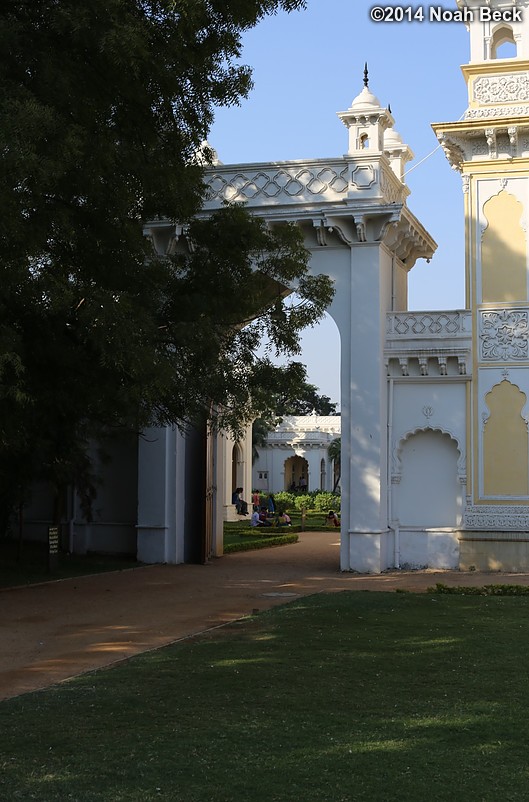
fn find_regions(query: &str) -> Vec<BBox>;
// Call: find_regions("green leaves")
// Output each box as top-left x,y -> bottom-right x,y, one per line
0,0 -> 328,526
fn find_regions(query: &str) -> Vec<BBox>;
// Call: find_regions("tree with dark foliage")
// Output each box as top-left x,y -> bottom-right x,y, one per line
0,0 -> 334,530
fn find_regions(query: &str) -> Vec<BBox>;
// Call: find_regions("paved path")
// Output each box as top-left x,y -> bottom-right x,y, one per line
3,531 -> 529,701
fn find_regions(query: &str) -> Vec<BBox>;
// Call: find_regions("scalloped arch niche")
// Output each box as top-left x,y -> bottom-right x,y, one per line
483,380 -> 529,496
396,430 -> 462,527
481,191 -> 526,303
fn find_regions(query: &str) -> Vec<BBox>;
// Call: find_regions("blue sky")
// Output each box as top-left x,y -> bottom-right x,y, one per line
209,0 -> 470,404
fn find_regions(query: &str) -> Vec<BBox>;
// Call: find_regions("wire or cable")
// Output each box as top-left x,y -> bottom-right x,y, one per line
403,110 -> 466,178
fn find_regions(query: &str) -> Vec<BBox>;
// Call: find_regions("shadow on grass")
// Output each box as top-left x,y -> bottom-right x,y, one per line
2,591 -> 529,801
0,538 -> 141,589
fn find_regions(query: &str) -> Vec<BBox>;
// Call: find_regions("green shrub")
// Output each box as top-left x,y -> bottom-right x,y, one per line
429,583 -> 529,596
273,491 -> 296,512
294,494 -> 315,511
224,533 -> 299,553
313,492 -> 341,512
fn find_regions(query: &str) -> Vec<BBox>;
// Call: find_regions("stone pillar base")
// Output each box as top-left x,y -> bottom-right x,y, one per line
343,530 -> 391,573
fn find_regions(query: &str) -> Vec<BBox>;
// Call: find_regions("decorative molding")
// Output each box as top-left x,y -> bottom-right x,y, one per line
465,104 -> 529,120
422,406 -> 434,419
473,73 -> 529,105
479,309 -> 529,361
351,164 -> 376,190
464,505 -> 529,530
462,175 -> 470,194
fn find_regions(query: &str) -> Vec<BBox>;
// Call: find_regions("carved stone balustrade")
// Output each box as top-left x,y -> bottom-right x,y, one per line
202,158 -> 408,213
385,310 -> 472,378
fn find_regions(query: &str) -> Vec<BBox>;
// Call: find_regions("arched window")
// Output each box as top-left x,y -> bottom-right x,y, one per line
491,24 -> 517,59
359,133 -> 369,149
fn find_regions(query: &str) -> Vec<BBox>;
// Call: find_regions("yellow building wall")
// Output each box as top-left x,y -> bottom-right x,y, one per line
483,381 -> 529,496
481,191 -> 526,303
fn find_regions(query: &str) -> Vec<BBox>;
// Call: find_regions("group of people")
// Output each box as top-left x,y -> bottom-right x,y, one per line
251,507 -> 292,528
289,475 -> 307,492
233,487 -> 339,528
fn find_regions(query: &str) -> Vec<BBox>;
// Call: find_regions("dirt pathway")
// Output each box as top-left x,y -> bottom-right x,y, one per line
3,531 -> 529,701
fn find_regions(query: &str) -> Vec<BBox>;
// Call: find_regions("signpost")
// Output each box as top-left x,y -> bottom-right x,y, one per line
48,525 -> 59,572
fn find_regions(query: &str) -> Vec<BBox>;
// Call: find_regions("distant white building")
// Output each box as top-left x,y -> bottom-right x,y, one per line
252,415 -> 341,493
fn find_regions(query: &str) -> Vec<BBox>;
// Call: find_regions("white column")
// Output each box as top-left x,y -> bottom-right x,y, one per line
137,426 -> 185,564
328,242 -> 390,572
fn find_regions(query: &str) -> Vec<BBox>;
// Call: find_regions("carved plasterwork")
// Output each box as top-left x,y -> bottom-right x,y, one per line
473,73 -> 529,105
437,133 -> 465,172
380,168 -> 406,204
464,505 -> 529,530
465,105 -> 529,119
479,309 -> 529,361
485,128 -> 497,160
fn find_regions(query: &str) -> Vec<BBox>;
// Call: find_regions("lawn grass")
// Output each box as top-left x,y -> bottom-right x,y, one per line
3,591 -> 529,801
0,538 -> 141,589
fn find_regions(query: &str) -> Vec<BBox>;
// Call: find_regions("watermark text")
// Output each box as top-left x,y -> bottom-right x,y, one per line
369,5 -> 523,23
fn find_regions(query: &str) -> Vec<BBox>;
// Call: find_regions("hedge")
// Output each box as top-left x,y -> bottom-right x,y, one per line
224,533 -> 299,553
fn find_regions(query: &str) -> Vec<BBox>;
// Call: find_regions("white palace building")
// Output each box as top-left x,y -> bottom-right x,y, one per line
252,415 -> 342,494
23,0 -> 529,572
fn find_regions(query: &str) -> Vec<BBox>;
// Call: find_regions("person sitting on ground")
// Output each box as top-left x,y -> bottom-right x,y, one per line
251,507 -> 272,527
259,506 -> 273,526
325,510 -> 340,527
277,511 -> 291,526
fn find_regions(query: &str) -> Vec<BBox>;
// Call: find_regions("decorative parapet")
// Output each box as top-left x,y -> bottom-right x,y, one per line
387,310 -> 471,339
202,158 -> 408,210
385,310 -> 472,378
265,416 -> 341,449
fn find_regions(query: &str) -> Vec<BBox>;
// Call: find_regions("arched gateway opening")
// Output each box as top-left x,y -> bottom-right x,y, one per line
135,80 -> 436,572
284,456 -> 309,491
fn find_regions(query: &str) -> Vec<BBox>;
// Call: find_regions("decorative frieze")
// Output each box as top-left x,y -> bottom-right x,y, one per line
479,309 -> 529,361
464,505 -> 529,530
473,73 -> 529,106
465,105 -> 529,120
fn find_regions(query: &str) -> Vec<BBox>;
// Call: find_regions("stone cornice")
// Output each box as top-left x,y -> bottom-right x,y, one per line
433,118 -> 529,170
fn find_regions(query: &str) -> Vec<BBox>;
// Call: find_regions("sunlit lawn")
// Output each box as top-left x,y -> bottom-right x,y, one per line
2,591 -> 529,801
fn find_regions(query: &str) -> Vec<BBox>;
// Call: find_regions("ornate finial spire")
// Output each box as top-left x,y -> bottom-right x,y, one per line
363,62 -> 369,88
